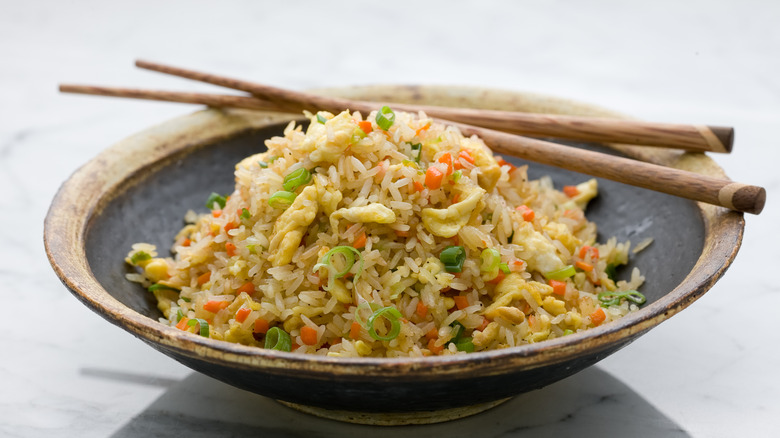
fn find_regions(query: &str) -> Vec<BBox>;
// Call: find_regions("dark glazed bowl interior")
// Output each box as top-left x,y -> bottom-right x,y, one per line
45,86 -> 744,421
87,125 -> 703,325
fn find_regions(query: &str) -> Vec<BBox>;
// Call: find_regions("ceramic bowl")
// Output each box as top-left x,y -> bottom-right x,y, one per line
44,85 -> 744,425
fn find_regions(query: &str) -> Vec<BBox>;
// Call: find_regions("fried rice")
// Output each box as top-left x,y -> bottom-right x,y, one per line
125,107 -> 646,357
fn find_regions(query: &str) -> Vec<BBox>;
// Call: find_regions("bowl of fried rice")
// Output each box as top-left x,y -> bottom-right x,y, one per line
45,85 -> 744,425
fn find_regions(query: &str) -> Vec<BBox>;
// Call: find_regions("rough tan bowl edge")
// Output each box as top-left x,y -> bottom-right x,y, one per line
44,85 -> 744,378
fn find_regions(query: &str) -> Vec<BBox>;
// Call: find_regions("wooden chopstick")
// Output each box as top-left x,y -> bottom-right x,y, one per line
453,121 -> 764,215
58,85 -> 282,111
134,59 -> 733,154
57,72 -> 766,214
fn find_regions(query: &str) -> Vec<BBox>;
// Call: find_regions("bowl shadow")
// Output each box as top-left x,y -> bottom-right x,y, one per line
100,365 -> 690,437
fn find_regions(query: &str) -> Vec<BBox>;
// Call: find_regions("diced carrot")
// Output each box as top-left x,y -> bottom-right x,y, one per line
225,242 -> 237,257
416,301 -> 428,318
453,295 -> 469,310
455,150 -> 475,169
181,238 -> 191,247
427,338 -> 444,354
425,327 -> 439,340
563,185 -> 580,198
528,314 -> 537,330
590,308 -> 606,326
458,150 -> 476,165
394,229 -> 409,238
496,157 -> 516,171
425,166 -> 444,189
437,152 -> 453,176
510,260 -> 525,272
575,261 -> 594,272
301,326 -> 318,345
358,120 -> 373,134
549,279 -> 567,296
211,209 -> 222,218
197,271 -> 211,285
374,160 -> 388,183
415,121 -> 431,137
291,343 -> 300,351
353,232 -> 367,249
331,338 -> 342,345
578,245 -> 600,260
451,235 -> 459,246
176,317 -> 190,331
516,205 -> 535,221
451,193 -> 460,204
413,181 -> 425,193
350,321 -> 362,340
477,317 -> 490,331
486,270 -> 505,284
253,318 -> 269,334
236,282 -> 255,295
203,300 -> 229,313
235,307 -> 251,323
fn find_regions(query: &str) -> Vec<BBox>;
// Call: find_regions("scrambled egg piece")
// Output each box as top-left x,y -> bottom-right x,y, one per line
307,112 -> 356,163
543,222 -> 582,254
562,178 -> 598,210
511,222 -> 566,273
331,203 -> 396,225
314,175 -> 342,215
421,183 -> 486,238
485,273 -> 552,315
268,185 -> 319,266
460,137 -> 501,191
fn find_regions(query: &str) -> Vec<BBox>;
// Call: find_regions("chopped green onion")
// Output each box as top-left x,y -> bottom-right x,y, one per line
455,337 -> 475,352
440,246 -> 466,273
258,161 -> 268,168
268,156 -> 279,163
240,208 -> 251,220
180,296 -> 191,303
563,329 -> 574,336
480,248 -> 501,273
313,246 -> 364,290
187,318 -> 209,337
450,321 -> 465,342
598,290 -> 647,307
366,306 -> 403,341
410,143 -> 422,163
264,327 -> 292,352
354,302 -> 381,328
205,192 -> 227,210
245,244 -> 258,254
148,283 -> 179,292
605,263 -> 617,281
597,291 -> 621,306
316,113 -> 328,124
451,170 -> 462,182
268,191 -> 296,209
130,251 -> 151,265
375,105 -> 395,131
176,308 -> 184,323
544,264 -> 576,280
499,262 -> 510,275
283,167 -> 312,192
625,290 -> 647,305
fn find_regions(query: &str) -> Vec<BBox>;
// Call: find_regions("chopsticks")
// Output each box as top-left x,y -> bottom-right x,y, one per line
133,60 -> 733,154
58,60 -> 766,214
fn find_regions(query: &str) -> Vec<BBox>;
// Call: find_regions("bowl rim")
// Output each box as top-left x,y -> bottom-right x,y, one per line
44,84 -> 745,378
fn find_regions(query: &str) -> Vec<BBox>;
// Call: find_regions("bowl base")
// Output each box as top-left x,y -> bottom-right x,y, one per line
276,397 -> 511,425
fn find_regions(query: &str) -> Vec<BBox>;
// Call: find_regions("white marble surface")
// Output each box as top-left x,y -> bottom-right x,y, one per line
2,1 -> 778,436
